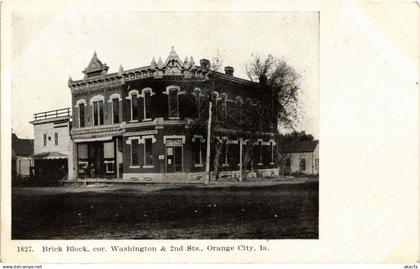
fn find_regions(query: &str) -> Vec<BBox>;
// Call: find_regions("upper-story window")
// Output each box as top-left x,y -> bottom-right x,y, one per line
43,134 -> 47,147
193,88 -> 202,119
108,93 -> 121,124
126,90 -> 140,122
131,93 -> 138,121
140,88 -> 154,120
169,89 -> 178,118
54,132 -> 58,145
144,91 -> 151,119
236,96 -> 243,123
76,99 -> 87,128
93,101 -> 104,126
112,98 -> 120,124
90,95 -> 104,126
79,104 -> 85,127
164,86 -> 184,119
220,93 -> 227,120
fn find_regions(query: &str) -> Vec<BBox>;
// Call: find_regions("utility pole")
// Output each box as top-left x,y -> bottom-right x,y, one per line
205,100 -> 212,184
205,73 -> 214,185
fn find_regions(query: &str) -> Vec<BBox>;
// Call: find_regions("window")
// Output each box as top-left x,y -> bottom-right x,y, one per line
258,141 -> 263,165
285,159 -> 291,174
77,144 -> 89,175
131,93 -> 138,121
315,159 -> 319,172
221,94 -> 227,120
93,101 -> 104,126
79,103 -> 85,127
222,142 -> 229,166
194,140 -> 203,167
168,89 -> 179,118
43,134 -> 47,146
103,141 -> 115,174
269,141 -> 274,164
105,161 -> 115,173
144,91 -> 151,119
54,132 -> 58,145
112,98 -> 120,124
144,138 -> 153,167
300,159 -> 306,171
131,139 -> 139,166
78,144 -> 88,159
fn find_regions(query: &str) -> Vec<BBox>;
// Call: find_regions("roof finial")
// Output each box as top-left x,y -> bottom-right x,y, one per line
158,57 -> 163,69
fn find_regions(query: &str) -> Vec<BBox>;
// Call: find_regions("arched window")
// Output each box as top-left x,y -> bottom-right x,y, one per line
89,95 -> 104,126
126,90 -> 140,122
75,99 -> 87,127
193,88 -> 202,119
108,93 -> 122,124
140,88 -> 155,120
220,93 -> 228,120
163,86 -> 184,119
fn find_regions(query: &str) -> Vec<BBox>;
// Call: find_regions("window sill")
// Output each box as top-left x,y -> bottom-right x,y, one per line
142,118 -> 152,122
168,117 -> 180,120
269,162 -> 275,165
142,165 -> 154,168
257,163 -> 263,166
194,164 -> 204,168
129,120 -> 138,123
222,163 -> 229,167
129,165 -> 140,168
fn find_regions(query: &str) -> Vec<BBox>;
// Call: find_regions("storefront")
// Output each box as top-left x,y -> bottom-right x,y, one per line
75,137 -> 123,178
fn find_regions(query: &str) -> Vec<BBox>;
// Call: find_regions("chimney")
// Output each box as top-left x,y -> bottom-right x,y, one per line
200,59 -> 210,69
224,66 -> 234,76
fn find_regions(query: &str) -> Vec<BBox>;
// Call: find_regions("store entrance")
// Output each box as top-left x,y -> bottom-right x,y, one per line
165,139 -> 183,173
77,140 -> 116,178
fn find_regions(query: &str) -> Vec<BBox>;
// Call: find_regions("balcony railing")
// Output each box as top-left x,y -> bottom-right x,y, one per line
33,108 -> 71,121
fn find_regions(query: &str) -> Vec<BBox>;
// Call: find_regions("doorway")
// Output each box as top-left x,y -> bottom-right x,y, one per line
166,139 -> 183,173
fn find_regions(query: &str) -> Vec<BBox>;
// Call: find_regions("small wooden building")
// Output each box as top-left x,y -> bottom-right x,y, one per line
278,140 -> 319,176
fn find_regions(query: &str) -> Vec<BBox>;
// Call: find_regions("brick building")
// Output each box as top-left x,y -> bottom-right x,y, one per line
69,47 -> 278,182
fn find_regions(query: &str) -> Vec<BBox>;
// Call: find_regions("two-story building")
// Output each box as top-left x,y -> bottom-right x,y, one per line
30,108 -> 73,181
69,47 -> 278,182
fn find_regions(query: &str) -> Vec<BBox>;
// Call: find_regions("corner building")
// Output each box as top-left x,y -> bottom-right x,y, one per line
69,47 -> 278,181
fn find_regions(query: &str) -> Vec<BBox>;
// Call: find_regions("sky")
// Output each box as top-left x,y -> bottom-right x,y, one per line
11,11 -> 319,139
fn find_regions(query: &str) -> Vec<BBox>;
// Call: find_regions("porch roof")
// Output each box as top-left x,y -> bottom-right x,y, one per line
32,152 -> 68,160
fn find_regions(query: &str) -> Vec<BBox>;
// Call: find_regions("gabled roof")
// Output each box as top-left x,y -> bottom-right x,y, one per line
278,140 -> 318,153
83,51 -> 109,75
163,46 -> 183,68
12,133 -> 34,156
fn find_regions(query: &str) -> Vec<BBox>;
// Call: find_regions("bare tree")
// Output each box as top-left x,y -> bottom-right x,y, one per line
187,52 -> 301,182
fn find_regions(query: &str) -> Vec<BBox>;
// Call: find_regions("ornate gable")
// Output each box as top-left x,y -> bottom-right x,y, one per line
163,46 -> 184,74
83,52 -> 109,79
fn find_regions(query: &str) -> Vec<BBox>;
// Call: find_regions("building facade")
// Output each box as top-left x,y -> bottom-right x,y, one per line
278,140 -> 319,176
11,133 -> 34,179
30,108 -> 73,181
69,48 -> 278,182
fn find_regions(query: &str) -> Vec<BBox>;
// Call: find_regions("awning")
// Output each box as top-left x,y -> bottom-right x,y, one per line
32,152 -> 68,160
73,136 -> 113,143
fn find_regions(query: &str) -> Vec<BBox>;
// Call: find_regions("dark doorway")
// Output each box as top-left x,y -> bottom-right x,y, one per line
166,139 -> 183,173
